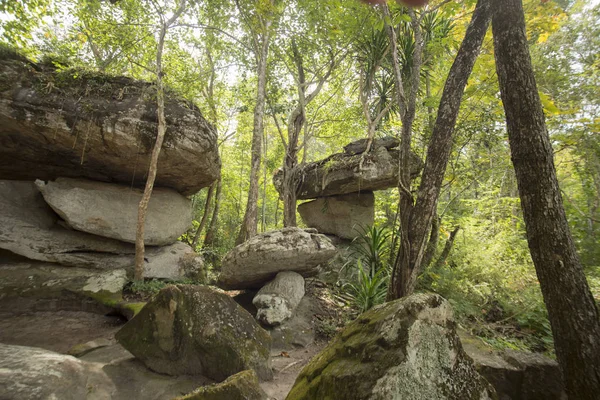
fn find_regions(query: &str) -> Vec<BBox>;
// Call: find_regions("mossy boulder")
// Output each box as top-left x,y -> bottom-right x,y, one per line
115,285 -> 273,382
176,370 -> 267,400
286,293 -> 496,400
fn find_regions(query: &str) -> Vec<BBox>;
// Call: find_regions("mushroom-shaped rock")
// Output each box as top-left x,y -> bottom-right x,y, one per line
115,285 -> 273,382
176,370 -> 268,400
36,178 -> 192,246
218,228 -> 337,290
0,51 -> 220,195
253,271 -> 305,327
286,293 -> 496,400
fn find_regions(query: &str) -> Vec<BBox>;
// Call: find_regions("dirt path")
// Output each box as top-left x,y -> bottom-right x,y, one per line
261,342 -> 327,400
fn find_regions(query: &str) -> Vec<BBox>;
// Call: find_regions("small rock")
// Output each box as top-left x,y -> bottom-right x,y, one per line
115,285 -> 273,381
68,338 -> 115,358
175,370 -> 267,400
253,272 -> 305,327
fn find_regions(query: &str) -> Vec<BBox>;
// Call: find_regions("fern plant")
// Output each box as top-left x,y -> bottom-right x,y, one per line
341,225 -> 392,313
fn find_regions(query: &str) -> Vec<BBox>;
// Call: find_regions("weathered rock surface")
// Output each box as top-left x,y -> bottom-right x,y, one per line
0,343 -> 115,400
343,136 -> 399,155
0,50 -> 220,195
176,370 -> 267,400
298,192 -> 374,239
286,293 -> 495,400
253,271 -> 305,327
115,285 -> 273,381
274,145 -> 423,200
0,180 -> 202,278
269,295 -> 320,350
37,178 -> 192,245
218,228 -> 337,290
460,332 -> 566,400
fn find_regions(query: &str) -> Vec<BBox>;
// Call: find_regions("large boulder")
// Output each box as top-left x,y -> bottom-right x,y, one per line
115,285 -> 273,382
0,343 -> 115,400
218,228 -> 337,290
286,293 -> 496,400
37,178 -> 192,246
253,271 -> 305,327
176,370 -> 267,400
460,332 -> 566,400
0,180 -> 201,277
298,192 -> 374,240
0,50 -> 220,195
274,145 -> 423,200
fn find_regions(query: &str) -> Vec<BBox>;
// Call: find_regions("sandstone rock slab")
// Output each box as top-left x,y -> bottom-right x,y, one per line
286,293 -> 495,400
115,285 -> 273,381
298,192 -> 374,239
274,145 -> 423,200
37,178 -> 192,246
253,271 -> 305,327
0,51 -> 220,195
0,180 -> 201,278
218,228 -> 337,290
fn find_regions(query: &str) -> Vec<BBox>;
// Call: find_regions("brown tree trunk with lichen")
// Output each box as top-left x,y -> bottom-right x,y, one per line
492,1 -> 600,397
191,183 -> 215,248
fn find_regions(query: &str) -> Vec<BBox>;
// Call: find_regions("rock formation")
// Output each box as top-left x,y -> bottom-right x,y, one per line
253,271 -> 305,327
217,227 -> 337,290
116,285 -> 273,382
297,192 -> 374,240
0,50 -> 218,316
286,293 -> 496,400
37,178 -> 192,246
273,138 -> 422,240
0,51 -> 220,195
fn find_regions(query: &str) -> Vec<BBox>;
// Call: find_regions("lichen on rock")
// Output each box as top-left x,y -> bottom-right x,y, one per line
286,293 -> 496,400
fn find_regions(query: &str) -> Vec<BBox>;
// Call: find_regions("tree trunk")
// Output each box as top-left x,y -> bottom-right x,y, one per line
421,213 -> 440,269
204,177 -> 222,248
388,0 -> 493,299
236,19 -> 271,245
134,2 -> 186,281
492,1 -> 600,397
434,226 -> 460,269
191,183 -> 215,248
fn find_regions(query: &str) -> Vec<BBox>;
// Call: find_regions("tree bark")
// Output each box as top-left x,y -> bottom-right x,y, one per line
134,1 -> 186,281
434,226 -> 459,269
492,1 -> 600,397
236,14 -> 271,245
388,0 -> 493,298
204,177 -> 222,248
191,183 -> 215,248
421,213 -> 440,269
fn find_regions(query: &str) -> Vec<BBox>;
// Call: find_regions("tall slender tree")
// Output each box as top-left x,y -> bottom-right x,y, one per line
134,0 -> 187,281
235,0 -> 279,244
492,0 -> 600,397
